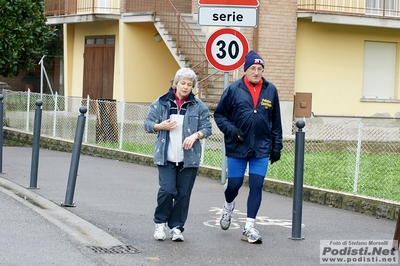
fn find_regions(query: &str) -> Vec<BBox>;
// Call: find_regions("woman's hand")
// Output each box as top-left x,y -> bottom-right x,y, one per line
155,119 -> 177,131
182,133 -> 198,150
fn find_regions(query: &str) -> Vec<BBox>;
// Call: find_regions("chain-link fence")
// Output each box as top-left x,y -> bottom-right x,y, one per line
3,89 -> 400,202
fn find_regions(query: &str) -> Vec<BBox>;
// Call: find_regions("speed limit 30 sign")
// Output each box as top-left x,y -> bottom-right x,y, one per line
205,28 -> 249,72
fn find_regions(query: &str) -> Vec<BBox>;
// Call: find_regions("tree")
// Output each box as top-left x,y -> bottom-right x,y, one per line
0,0 -> 55,77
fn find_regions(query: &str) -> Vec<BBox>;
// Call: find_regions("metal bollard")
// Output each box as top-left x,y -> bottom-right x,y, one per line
28,100 -> 43,189
290,119 -> 306,240
0,94 -> 4,174
61,106 -> 87,207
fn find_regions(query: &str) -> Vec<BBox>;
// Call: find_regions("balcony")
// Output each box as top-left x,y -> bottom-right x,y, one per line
44,0 -> 400,18
44,0 -> 123,24
298,0 -> 400,28
298,0 -> 400,17
44,0 -> 123,16
43,0 -> 190,17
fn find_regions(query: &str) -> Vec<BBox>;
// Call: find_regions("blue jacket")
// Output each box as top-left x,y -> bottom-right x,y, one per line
214,76 -> 283,158
144,88 -> 212,167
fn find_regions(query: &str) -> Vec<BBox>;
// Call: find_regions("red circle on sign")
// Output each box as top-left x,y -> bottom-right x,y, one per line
205,28 -> 249,72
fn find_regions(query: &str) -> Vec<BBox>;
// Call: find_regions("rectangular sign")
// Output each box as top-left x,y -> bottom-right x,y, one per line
320,240 -> 398,264
198,6 -> 258,27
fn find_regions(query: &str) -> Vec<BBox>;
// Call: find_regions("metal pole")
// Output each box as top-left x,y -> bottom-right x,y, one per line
290,119 -> 306,240
353,121 -> 363,194
26,90 -> 31,131
119,100 -> 125,150
221,72 -> 229,184
39,55 -> 46,99
0,94 -> 4,174
53,92 -> 58,137
28,100 -> 43,189
62,106 -> 87,207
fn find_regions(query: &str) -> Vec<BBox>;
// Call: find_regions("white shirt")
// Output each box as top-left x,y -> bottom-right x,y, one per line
167,113 -> 184,164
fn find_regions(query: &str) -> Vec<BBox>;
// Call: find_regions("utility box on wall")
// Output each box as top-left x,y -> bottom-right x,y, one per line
294,93 -> 312,118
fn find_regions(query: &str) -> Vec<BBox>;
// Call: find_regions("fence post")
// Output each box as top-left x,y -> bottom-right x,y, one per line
61,106 -> 87,207
84,95 -> 90,144
28,100 -> 43,189
290,119 -> 306,240
0,94 -> 4,174
52,92 -> 58,137
353,121 -> 363,194
119,100 -> 125,150
26,89 -> 31,131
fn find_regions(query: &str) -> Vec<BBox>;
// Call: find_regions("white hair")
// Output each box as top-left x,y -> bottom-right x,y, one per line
173,67 -> 197,88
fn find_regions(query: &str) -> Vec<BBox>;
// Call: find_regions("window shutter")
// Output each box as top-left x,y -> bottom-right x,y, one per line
362,41 -> 396,99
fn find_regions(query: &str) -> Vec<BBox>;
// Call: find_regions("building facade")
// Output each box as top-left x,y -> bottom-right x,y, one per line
41,0 -> 400,125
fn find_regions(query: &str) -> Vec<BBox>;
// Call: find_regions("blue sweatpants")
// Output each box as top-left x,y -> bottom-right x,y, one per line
225,157 -> 269,219
154,162 -> 198,232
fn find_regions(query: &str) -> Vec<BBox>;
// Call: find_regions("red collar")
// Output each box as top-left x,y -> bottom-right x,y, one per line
244,76 -> 263,90
244,76 -> 263,108
174,90 -> 188,109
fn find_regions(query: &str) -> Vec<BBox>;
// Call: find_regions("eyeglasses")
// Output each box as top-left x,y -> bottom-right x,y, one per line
248,66 -> 264,73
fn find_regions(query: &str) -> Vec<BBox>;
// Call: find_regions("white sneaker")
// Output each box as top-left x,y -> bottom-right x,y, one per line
220,201 -> 235,230
170,227 -> 184,242
241,227 -> 262,244
154,223 -> 166,240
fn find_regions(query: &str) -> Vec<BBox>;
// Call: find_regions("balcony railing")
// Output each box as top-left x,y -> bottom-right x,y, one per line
298,0 -> 400,18
44,0 -> 190,16
44,0 -> 120,16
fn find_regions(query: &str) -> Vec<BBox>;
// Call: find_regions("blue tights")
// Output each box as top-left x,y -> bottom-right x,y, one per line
225,157 -> 269,219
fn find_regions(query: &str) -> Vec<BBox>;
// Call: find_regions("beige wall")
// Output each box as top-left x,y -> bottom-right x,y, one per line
295,19 -> 400,117
64,20 -> 178,102
64,24 -> 74,98
122,22 -> 179,103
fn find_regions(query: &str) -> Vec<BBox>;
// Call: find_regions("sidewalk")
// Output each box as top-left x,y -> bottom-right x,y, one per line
0,146 -> 397,265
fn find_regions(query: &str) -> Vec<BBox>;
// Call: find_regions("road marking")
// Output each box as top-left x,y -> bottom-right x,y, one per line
203,207 -> 305,229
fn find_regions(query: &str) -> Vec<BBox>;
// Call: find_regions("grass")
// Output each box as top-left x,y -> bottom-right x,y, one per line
93,141 -> 400,202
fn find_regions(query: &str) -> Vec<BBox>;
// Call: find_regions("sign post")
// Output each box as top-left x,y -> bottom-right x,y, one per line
199,0 -> 258,184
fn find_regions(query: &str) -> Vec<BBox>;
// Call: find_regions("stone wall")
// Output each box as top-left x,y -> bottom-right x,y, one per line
3,127 -> 399,220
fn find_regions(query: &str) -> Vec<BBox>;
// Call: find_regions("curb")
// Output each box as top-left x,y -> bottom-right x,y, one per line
0,177 -> 124,247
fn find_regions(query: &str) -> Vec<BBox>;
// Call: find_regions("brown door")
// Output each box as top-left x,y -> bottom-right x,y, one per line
83,36 -> 115,100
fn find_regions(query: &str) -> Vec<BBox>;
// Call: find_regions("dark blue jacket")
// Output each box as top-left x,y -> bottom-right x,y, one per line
214,76 -> 283,158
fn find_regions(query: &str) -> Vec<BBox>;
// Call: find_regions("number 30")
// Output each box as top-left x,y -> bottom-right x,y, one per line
216,40 -> 239,60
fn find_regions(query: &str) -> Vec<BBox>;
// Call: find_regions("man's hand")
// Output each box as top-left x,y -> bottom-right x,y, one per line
269,151 -> 281,164
231,129 -> 245,143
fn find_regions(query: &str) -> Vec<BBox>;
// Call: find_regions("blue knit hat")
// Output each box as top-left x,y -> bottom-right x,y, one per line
244,50 -> 264,71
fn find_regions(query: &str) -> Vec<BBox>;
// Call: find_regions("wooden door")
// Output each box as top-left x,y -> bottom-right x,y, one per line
82,36 -> 115,100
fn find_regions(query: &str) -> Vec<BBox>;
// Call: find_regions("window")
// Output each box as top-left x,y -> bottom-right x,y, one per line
365,0 -> 399,16
385,0 -> 399,16
85,36 -> 115,47
96,0 -> 110,13
362,41 -> 396,99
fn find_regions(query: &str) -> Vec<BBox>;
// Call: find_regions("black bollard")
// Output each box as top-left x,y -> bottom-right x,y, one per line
28,100 -> 43,189
290,119 -> 306,240
0,94 -> 4,174
61,106 -> 87,207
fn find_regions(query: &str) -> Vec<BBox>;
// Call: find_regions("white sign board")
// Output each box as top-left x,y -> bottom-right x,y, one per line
198,6 -> 258,27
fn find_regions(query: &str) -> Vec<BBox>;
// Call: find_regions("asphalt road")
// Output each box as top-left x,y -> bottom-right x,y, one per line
0,146 -> 397,265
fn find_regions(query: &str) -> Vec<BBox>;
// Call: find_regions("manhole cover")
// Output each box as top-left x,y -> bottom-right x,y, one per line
88,245 -> 140,254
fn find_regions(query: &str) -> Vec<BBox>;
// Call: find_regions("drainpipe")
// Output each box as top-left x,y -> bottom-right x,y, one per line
253,12 -> 259,51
